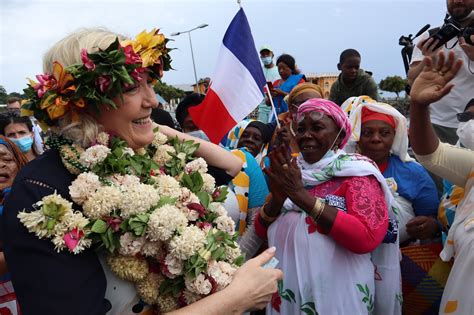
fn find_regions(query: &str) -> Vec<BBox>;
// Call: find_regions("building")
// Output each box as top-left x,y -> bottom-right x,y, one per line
305,73 -> 338,99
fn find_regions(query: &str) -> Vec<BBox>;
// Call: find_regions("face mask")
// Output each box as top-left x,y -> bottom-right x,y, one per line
457,120 -> 474,150
261,56 -> 272,66
10,136 -> 33,153
186,130 -> 210,142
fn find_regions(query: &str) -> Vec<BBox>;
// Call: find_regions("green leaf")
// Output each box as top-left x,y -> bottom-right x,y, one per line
196,191 -> 210,209
128,214 -> 149,236
112,147 -> 123,158
156,196 -> 178,208
190,172 -> 204,192
213,186 -> 229,202
300,308 -> 315,315
356,284 -> 365,294
159,277 -> 185,297
286,289 -> 296,303
180,173 -> 194,191
211,247 -> 226,260
233,254 -> 245,266
105,228 -> 120,253
130,158 -> 142,174
301,302 -> 316,310
119,220 -> 129,231
100,232 -> 110,249
91,219 -> 108,234
281,292 -> 291,302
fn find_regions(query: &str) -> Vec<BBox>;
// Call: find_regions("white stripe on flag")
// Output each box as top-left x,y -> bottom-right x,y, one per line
210,44 -> 264,122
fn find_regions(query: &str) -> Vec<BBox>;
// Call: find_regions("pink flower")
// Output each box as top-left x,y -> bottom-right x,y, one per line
96,75 -> 111,93
160,259 -> 173,278
81,49 -> 96,71
63,228 -> 84,251
131,68 -> 145,82
196,221 -> 212,230
187,203 -> 206,218
123,45 -> 142,65
212,188 -> 222,200
106,217 -> 122,232
34,73 -> 54,98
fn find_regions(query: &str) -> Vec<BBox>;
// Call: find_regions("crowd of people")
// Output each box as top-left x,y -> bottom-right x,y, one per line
0,0 -> 473,314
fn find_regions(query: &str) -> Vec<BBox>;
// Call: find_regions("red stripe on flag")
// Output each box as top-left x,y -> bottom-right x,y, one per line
188,89 -> 237,143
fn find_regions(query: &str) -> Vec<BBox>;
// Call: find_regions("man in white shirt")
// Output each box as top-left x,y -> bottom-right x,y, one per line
408,0 -> 474,144
257,45 -> 280,123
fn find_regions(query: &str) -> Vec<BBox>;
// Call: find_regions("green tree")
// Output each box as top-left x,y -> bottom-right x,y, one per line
0,85 -> 7,104
8,92 -> 23,99
153,81 -> 185,103
379,76 -> 407,99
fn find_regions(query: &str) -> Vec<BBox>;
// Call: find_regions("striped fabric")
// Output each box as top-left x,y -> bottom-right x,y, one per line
400,243 -> 453,315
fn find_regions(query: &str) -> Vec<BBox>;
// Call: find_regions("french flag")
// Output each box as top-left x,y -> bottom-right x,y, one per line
189,8 -> 266,143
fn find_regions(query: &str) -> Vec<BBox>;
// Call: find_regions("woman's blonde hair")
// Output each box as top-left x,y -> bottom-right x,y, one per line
43,28 -> 127,147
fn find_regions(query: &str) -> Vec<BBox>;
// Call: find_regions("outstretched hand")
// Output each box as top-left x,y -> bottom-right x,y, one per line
228,247 -> 283,311
410,51 -> 463,108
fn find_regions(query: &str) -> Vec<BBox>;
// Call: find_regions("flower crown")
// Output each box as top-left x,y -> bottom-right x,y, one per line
22,28 -> 172,129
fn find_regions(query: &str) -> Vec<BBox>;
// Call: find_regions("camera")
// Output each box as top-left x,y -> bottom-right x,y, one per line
462,27 -> 474,45
428,16 -> 474,49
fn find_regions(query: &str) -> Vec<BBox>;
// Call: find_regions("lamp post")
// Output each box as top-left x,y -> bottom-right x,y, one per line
171,23 -> 209,94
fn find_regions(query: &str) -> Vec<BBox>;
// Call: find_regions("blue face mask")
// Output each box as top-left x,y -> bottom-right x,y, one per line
10,136 -> 33,153
261,56 -> 272,66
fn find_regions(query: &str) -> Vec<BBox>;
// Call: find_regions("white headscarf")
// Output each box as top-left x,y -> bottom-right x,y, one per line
341,96 -> 413,162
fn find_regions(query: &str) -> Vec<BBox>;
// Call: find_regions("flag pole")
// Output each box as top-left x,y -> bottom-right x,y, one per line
266,83 -> 281,129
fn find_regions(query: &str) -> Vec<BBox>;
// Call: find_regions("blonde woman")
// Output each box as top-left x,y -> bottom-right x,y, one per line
2,28 -> 281,314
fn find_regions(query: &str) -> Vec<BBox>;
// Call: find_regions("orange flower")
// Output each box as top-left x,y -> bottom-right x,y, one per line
122,28 -> 166,68
38,62 -> 85,121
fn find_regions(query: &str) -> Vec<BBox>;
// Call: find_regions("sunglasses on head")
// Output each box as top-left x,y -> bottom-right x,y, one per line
296,111 -> 324,124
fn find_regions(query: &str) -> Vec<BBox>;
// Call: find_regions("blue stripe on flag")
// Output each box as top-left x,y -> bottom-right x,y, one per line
222,8 -> 266,91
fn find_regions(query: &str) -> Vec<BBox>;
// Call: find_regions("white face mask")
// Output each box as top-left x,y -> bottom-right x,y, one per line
186,130 -> 210,142
457,120 -> 474,150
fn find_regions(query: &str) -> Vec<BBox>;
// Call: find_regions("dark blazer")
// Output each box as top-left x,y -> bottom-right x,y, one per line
2,149 -> 109,315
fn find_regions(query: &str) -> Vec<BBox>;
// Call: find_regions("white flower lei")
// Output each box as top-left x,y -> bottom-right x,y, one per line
17,129 -> 243,310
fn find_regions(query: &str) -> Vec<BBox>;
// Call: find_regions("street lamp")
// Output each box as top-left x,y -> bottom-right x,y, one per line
171,24 -> 209,94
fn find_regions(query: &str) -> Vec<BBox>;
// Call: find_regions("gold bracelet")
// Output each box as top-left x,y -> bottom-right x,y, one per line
311,197 -> 326,223
259,205 -> 279,223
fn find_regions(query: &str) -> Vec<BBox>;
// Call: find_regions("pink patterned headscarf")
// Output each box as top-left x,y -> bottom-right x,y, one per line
296,98 -> 352,148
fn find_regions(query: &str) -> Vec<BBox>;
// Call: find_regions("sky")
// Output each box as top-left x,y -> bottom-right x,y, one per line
1,0 -> 446,94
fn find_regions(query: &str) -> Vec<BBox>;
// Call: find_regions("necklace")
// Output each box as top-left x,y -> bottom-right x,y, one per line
20,130 -> 243,311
